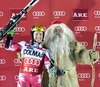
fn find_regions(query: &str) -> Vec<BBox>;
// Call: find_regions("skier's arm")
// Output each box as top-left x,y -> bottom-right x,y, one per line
5,30 -> 21,51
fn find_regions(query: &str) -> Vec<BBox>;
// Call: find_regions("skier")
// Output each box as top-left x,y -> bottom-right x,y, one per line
5,25 -> 51,87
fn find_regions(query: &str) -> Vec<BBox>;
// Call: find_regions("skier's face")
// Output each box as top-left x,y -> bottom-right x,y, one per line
33,31 -> 43,43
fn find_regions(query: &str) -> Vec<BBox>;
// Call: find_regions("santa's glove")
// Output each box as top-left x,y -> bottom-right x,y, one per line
5,30 -> 14,48
49,67 -> 57,75
56,69 -> 65,76
89,50 -> 99,63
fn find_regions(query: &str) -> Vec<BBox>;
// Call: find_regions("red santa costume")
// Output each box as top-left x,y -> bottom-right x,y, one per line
43,20 -> 99,87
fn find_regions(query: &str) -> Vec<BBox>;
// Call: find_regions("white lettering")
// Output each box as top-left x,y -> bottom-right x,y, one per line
23,67 -> 38,73
73,13 -> 87,17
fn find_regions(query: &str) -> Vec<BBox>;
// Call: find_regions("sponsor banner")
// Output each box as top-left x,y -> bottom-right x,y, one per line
77,66 -> 92,87
0,0 -> 100,87
51,0 -> 68,21
72,9 -> 88,20
79,41 -> 88,47
74,26 -> 87,34
78,73 -> 91,79
74,26 -> 87,32
32,11 -> 45,17
9,9 -> 27,21
77,71 -> 91,87
95,26 -> 100,33
53,11 -> 66,18
14,26 -> 26,35
94,10 -> 100,18
14,58 -> 20,66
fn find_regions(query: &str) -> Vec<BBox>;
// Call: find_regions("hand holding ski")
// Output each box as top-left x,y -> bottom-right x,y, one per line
0,0 -> 39,41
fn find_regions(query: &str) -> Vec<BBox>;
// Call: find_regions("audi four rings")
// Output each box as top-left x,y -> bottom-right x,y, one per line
78,73 -> 90,78
74,26 -> 87,31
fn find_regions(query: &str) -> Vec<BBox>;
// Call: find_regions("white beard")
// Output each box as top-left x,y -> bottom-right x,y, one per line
46,31 -> 71,60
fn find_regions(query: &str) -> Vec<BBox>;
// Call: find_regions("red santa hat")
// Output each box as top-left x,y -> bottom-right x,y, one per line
49,20 -> 75,40
51,20 -> 63,24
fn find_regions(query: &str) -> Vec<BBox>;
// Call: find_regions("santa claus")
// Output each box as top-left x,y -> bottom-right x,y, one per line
42,20 -> 99,87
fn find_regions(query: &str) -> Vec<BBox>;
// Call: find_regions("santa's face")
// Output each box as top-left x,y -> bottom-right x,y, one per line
54,26 -> 63,33
52,26 -> 65,41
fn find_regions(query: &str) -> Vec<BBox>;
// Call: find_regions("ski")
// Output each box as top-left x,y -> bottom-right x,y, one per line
0,0 -> 39,40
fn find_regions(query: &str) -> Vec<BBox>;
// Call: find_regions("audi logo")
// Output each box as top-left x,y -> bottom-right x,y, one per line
0,59 -> 6,64
24,58 -> 40,66
79,42 -> 88,47
14,59 -> 20,64
97,41 -> 100,46
53,11 -> 66,16
74,26 -> 87,31
0,75 -> 6,81
95,26 -> 100,32
0,43 -> 5,48
78,73 -> 90,78
0,11 -> 3,17
32,11 -> 45,16
14,27 -> 25,32
14,75 -> 19,80
94,11 -> 100,15
14,59 -> 20,66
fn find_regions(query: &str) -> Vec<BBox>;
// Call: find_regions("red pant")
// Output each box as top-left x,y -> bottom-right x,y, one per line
17,73 -> 42,87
